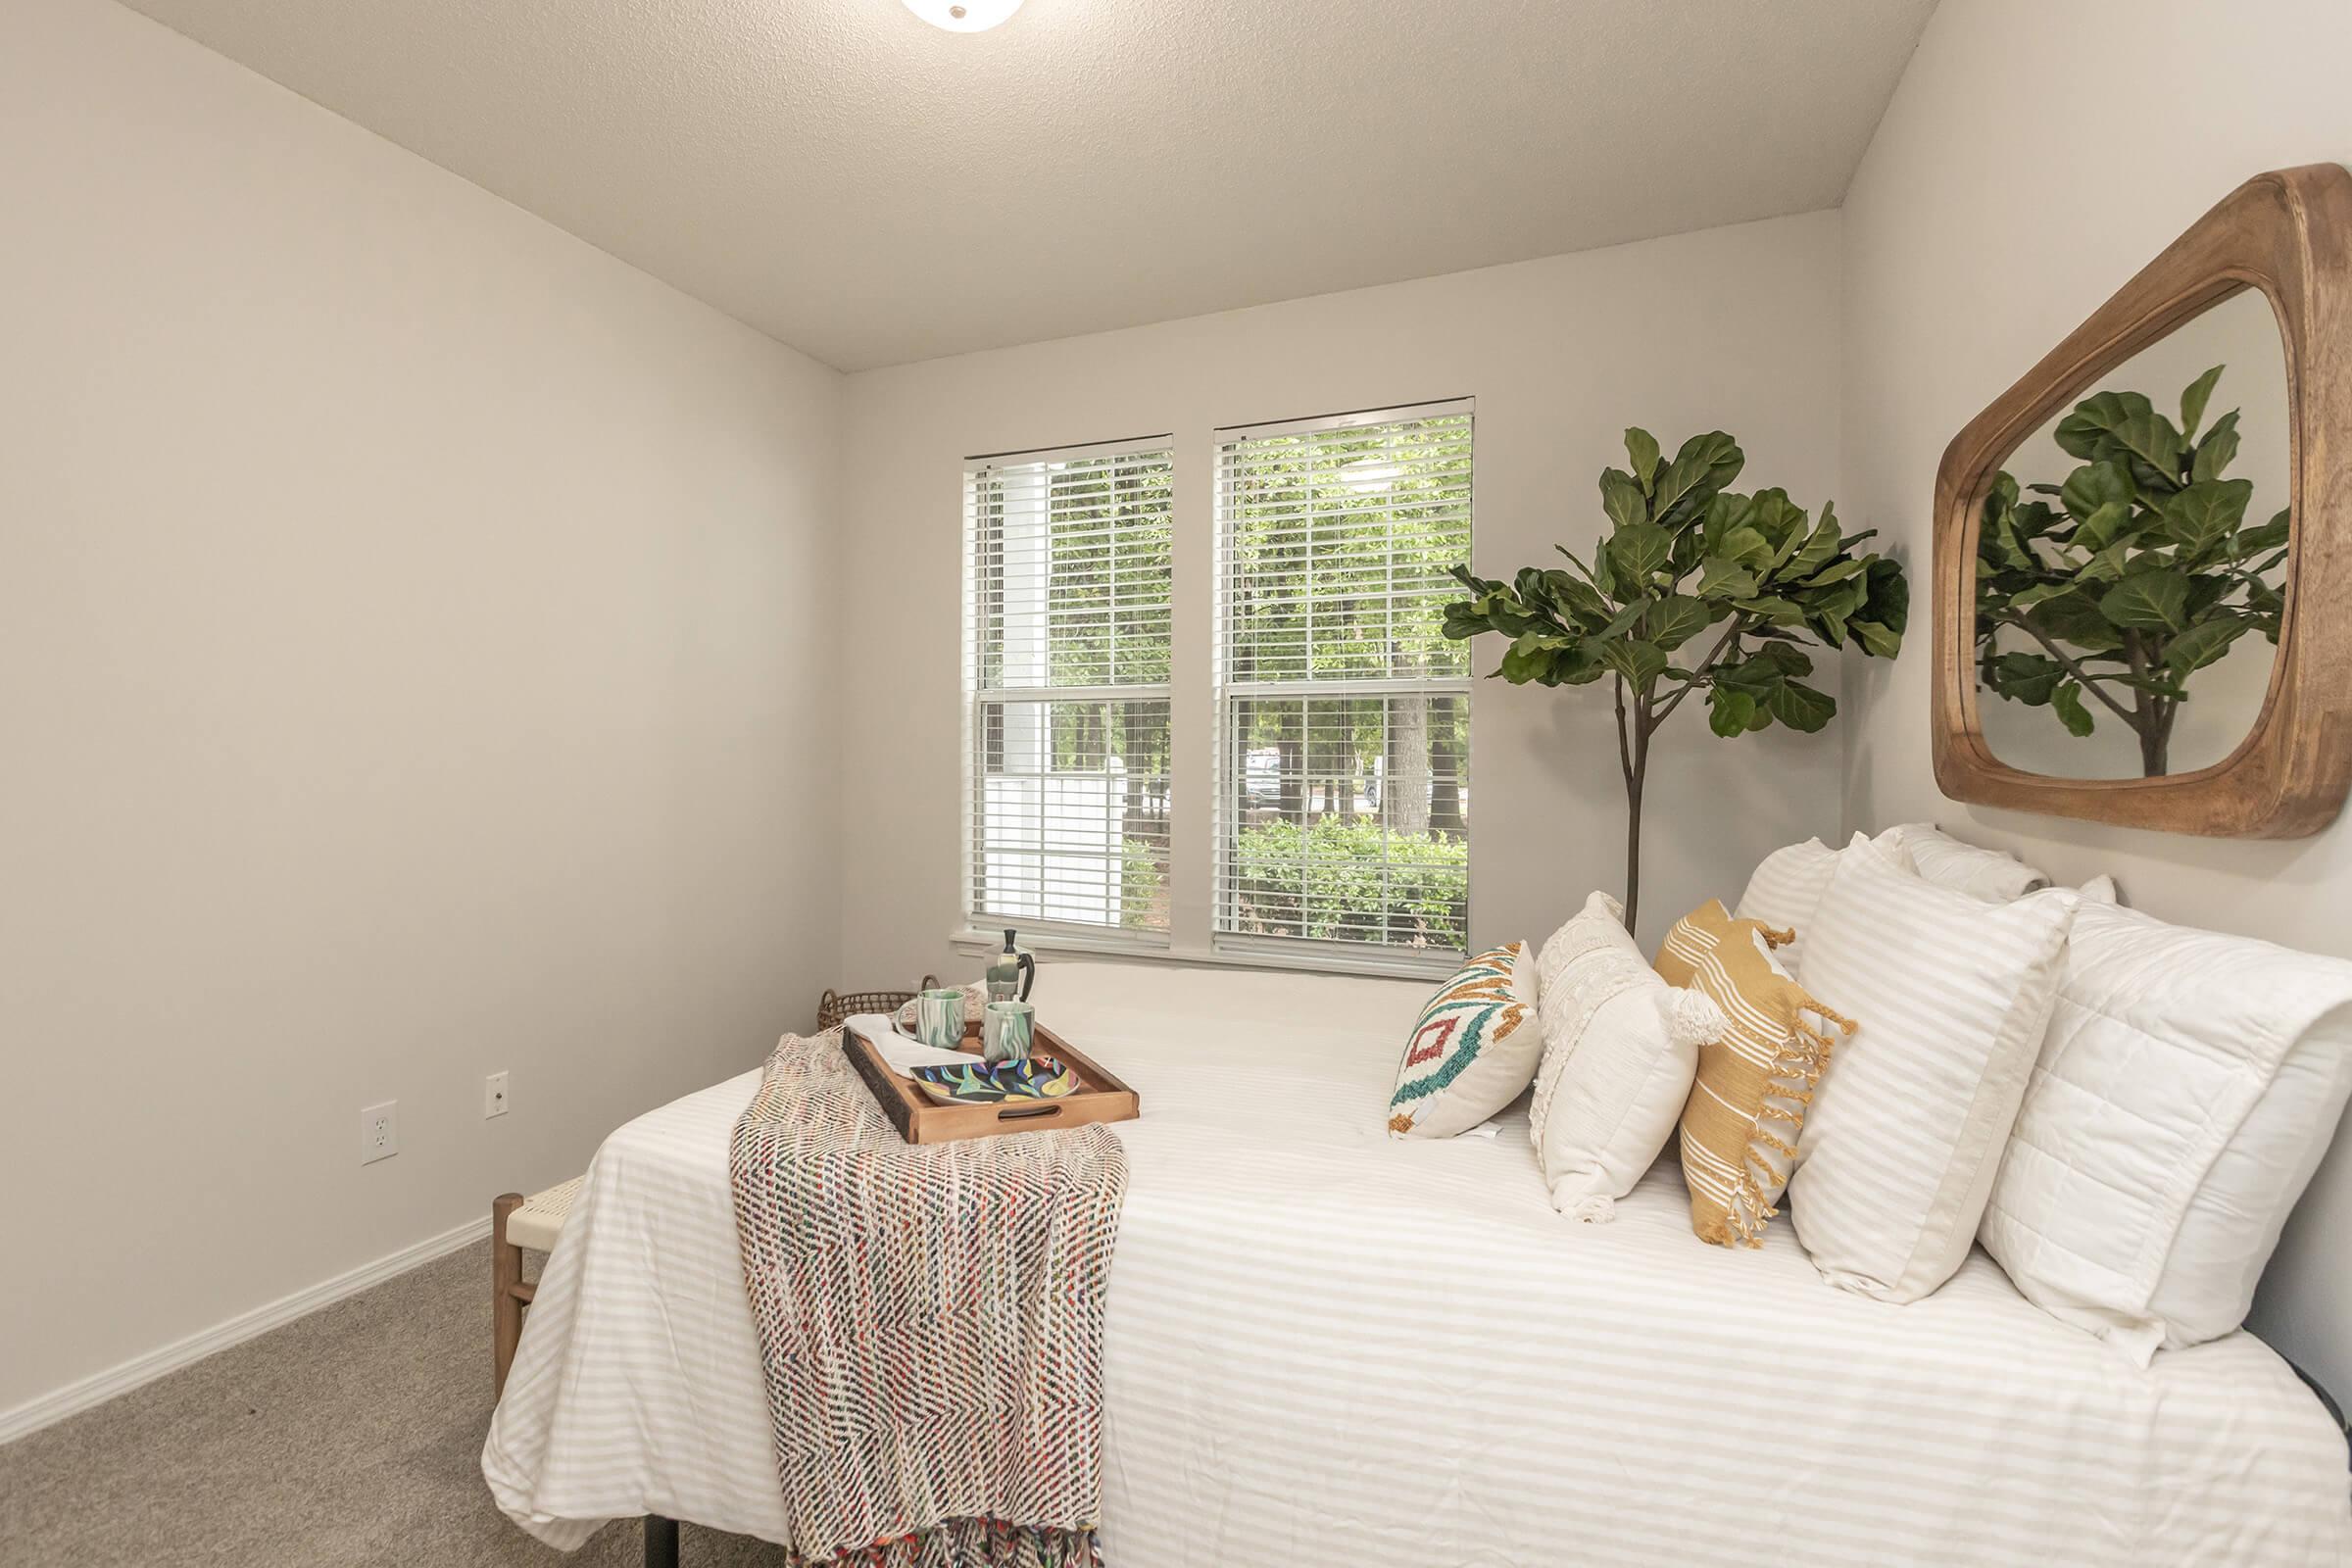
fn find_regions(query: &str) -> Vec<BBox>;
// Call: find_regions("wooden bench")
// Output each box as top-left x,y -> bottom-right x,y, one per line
489,1175 -> 582,1395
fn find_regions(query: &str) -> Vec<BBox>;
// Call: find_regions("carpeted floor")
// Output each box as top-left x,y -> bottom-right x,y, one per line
0,1240 -> 784,1567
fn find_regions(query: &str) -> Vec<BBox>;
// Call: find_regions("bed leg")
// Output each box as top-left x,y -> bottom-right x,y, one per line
492,1192 -> 523,1396
644,1513 -> 680,1568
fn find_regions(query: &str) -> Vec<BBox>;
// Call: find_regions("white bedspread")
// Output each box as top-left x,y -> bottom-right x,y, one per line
485,963 -> 2352,1565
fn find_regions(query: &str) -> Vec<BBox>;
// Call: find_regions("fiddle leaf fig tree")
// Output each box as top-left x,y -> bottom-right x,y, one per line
1975,365 -> 2287,776
1443,428 -> 1908,930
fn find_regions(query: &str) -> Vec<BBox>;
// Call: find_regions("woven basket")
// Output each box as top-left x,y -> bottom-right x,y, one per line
816,976 -> 941,1033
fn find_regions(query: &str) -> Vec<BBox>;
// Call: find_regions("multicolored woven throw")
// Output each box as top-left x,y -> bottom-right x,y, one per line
729,1030 -> 1128,1567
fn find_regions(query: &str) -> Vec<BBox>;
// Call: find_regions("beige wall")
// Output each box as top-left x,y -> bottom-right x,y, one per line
0,0 -> 842,1416
1838,0 -> 2352,1391
837,212 -> 1848,984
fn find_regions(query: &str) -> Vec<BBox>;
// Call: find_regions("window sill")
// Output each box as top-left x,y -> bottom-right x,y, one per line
949,927 -> 1457,982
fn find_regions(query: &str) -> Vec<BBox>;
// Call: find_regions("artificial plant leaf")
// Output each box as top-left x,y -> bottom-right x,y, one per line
2191,409 -> 2241,483
1533,569 -> 1603,627
2072,539 -> 2133,584
1708,688 -> 1756,738
2051,680 -> 2096,737
2054,390 -> 2157,460
1743,489 -> 1809,563
1624,428 -> 1662,495
1799,558 -> 1870,589
2072,500 -> 2135,555
2060,459 -> 2136,523
1498,634 -> 1560,683
2012,500 -> 2061,542
1732,595 -> 1806,624
1653,432 -> 1745,521
2031,589 -> 2127,652
2055,389 -> 2183,477
1990,651 -> 2066,706
2165,616 -> 2248,676
1694,555 -> 1759,599
2179,364 -> 2225,440
1600,469 -> 1648,533
1785,510 -> 1842,580
1590,536 -> 1617,599
2160,477 -> 2254,562
2236,509 -> 2291,556
2110,407 -> 2188,484
1608,522 -> 1673,584
1862,560 -> 1909,636
2098,568 -> 2192,632
1595,597 -> 1648,640
2005,580 -> 2075,613
1851,617 -> 1902,659
1597,637 -> 1668,691
1641,594 -> 1716,652
1764,680 -> 1836,732
1700,491 -> 1754,555
1715,525 -> 1773,570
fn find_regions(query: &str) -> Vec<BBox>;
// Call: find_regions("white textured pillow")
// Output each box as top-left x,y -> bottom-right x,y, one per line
1788,834 -> 2080,1302
1734,833 -> 1915,969
1979,900 -> 2352,1361
1875,822 -> 2049,902
1529,893 -> 1725,1221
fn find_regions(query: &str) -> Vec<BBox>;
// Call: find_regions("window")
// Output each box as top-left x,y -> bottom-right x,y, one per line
964,439 -> 1174,941
1213,402 -> 1473,965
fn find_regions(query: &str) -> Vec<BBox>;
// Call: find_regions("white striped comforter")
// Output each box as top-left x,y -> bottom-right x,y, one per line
483,963 -> 2352,1564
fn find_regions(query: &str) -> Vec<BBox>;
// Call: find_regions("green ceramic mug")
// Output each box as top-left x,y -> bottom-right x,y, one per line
982,1000 -> 1035,1065
915,988 -> 966,1051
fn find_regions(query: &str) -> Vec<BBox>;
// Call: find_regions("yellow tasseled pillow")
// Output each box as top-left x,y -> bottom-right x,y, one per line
1654,900 -> 1853,1248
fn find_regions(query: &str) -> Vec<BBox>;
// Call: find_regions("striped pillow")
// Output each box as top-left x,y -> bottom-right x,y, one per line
1655,902 -> 1853,1248
1789,834 -> 2079,1302
1387,944 -> 1540,1139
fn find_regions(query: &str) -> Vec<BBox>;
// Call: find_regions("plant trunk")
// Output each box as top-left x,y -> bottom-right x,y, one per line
2124,630 -> 2171,777
1614,677 -> 1650,934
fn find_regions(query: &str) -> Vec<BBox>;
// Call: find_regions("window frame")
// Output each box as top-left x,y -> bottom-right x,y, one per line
960,435 -> 1178,954
1208,399 -> 1475,977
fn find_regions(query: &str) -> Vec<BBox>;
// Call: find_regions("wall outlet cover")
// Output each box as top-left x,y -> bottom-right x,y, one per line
483,1070 -> 510,1119
360,1101 -> 398,1164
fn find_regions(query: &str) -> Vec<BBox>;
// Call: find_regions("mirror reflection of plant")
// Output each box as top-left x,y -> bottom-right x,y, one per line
1976,364 -> 2287,776
1443,428 -> 1907,930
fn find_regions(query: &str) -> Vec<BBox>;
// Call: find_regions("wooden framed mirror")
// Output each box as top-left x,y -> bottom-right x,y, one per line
1933,164 -> 2352,837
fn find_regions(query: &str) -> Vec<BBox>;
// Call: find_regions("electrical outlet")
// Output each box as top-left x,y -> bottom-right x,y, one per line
360,1101 -> 399,1164
483,1070 -> 510,1119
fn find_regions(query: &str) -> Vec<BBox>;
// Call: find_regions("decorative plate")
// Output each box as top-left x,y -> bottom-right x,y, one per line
910,1054 -> 1079,1105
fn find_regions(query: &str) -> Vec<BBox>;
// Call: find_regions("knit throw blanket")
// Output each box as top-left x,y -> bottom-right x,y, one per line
729,1030 -> 1128,1568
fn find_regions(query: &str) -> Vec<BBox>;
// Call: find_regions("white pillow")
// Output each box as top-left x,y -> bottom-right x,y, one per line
1875,822 -> 2049,902
1733,833 -> 1914,969
1529,893 -> 1725,1221
1979,900 -> 2352,1361
1788,834 -> 2080,1302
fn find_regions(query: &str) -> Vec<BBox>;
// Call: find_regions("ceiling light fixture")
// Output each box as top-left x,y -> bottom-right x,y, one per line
902,0 -> 1023,31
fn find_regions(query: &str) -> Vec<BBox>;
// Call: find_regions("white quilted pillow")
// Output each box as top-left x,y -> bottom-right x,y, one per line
1529,892 -> 1726,1221
1979,900 -> 2352,1361
1789,835 -> 2080,1303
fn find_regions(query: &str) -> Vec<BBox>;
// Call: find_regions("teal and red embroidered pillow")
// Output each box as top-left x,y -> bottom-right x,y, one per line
1387,942 -> 1541,1139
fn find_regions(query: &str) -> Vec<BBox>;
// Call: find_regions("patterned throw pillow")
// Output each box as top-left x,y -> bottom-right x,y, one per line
1387,944 -> 1540,1140
1654,902 -> 1853,1248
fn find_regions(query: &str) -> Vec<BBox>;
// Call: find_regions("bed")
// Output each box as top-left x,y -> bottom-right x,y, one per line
484,963 -> 2352,1565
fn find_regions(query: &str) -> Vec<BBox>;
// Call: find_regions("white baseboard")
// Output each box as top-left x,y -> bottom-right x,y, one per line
0,1212 -> 492,1446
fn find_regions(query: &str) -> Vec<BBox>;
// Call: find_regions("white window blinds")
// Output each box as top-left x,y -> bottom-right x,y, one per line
1212,402 -> 1473,964
965,439 -> 1174,940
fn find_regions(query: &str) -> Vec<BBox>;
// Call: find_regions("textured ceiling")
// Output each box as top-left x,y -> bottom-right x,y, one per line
119,0 -> 1937,370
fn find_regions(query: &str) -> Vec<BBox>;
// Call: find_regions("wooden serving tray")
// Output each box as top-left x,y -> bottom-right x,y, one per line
841,1019 -> 1141,1145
